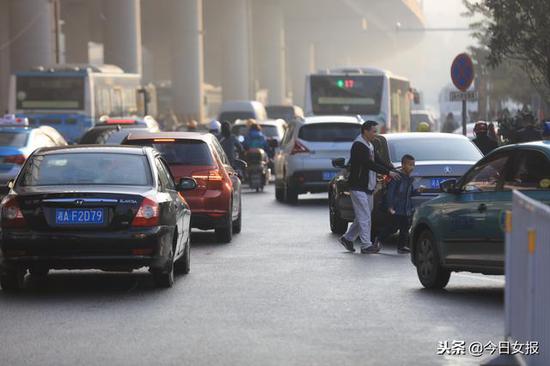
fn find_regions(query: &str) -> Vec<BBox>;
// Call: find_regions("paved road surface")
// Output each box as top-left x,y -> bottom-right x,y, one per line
0,185 -> 504,366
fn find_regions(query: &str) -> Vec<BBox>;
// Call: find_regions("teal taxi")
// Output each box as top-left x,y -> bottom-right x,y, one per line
410,141 -> 550,289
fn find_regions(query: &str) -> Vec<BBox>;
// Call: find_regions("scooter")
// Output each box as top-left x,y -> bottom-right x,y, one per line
245,148 -> 269,192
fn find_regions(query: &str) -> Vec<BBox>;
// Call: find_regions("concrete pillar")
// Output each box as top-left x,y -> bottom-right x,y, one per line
221,0 -> 251,101
288,41 -> 315,108
0,0 -> 10,112
171,0 -> 204,122
9,0 -> 56,73
103,0 -> 142,74
61,1 -> 90,64
253,0 -> 286,105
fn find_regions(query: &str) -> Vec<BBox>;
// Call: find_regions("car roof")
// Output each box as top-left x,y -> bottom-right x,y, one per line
302,116 -> 360,124
125,131 -> 212,142
34,145 -> 150,155
0,127 -> 32,133
492,141 -> 550,157
380,132 -> 471,141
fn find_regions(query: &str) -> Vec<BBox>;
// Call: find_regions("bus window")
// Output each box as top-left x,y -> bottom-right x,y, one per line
390,78 -> 411,132
112,89 -> 123,116
16,76 -> 84,110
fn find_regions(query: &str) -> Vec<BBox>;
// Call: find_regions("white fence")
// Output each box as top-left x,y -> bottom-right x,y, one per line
504,191 -> 550,366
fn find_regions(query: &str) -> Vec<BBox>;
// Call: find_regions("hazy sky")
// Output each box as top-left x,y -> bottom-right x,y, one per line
379,0 -> 478,116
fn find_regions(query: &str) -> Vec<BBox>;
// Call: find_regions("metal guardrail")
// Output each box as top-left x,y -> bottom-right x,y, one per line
503,191 -> 550,366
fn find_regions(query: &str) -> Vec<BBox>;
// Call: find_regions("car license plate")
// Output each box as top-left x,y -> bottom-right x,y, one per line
430,178 -> 448,190
55,208 -> 104,225
323,171 -> 338,181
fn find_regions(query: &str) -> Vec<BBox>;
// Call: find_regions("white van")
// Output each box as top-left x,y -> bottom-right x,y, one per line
218,100 -> 267,124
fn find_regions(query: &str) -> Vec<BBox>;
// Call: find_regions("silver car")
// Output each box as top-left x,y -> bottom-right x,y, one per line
274,115 -> 361,203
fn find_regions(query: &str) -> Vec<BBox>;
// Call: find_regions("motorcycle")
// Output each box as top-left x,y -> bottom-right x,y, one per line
245,148 -> 269,192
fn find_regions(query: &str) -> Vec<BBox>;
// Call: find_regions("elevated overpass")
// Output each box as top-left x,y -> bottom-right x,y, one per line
0,0 -> 425,120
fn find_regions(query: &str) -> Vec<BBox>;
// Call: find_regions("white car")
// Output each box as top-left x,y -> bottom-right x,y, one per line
231,119 -> 288,144
274,115 -> 361,203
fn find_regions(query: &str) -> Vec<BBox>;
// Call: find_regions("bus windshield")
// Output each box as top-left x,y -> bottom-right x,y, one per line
310,75 -> 383,115
16,76 -> 85,110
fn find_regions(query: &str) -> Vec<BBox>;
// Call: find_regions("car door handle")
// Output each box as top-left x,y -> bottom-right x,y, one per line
478,203 -> 487,212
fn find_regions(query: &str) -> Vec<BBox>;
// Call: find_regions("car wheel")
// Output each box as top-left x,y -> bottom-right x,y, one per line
415,230 -> 451,289
175,234 -> 190,275
329,194 -> 348,234
153,245 -> 175,288
233,201 -> 242,234
275,185 -> 285,202
215,213 -> 233,243
285,181 -> 298,204
0,268 -> 26,292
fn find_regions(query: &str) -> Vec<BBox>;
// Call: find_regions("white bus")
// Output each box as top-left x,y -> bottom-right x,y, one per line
305,67 -> 412,133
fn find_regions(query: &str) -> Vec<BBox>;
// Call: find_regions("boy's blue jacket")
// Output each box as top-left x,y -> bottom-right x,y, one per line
386,170 -> 419,216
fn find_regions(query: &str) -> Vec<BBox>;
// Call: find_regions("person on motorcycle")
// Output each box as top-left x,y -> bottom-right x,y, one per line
243,121 -> 269,151
219,121 -> 243,166
472,121 -> 498,155
416,121 -> 431,132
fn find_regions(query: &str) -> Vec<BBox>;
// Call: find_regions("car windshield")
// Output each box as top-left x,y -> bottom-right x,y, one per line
0,131 -> 29,147
298,123 -> 360,142
19,152 -> 152,186
129,140 -> 214,166
387,138 -> 482,163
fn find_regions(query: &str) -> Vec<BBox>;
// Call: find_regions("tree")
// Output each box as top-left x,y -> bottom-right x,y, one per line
463,0 -> 550,102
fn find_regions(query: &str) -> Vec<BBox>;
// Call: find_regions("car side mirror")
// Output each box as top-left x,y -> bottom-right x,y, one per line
177,177 -> 197,192
440,179 -> 458,193
332,158 -> 346,168
268,139 -> 279,148
7,179 -> 14,189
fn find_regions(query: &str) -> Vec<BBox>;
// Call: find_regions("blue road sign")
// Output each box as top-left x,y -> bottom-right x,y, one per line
451,53 -> 474,92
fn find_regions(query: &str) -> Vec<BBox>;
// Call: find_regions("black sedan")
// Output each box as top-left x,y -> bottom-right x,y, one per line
329,133 -> 483,236
0,145 -> 196,291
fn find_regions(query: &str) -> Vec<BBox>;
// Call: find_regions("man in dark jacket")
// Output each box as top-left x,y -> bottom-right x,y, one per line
339,120 -> 399,254
516,114 -> 542,143
472,122 -> 498,155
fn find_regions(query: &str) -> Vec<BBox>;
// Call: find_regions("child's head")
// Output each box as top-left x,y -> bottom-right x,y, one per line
401,154 -> 416,175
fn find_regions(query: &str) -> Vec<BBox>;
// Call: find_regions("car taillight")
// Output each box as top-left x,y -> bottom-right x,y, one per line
3,155 -> 26,165
192,169 -> 225,189
132,197 -> 160,227
1,197 -> 27,228
291,141 -> 309,155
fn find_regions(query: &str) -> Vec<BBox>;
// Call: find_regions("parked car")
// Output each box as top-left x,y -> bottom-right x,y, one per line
0,145 -> 196,291
274,115 -> 362,203
266,105 -> 304,123
218,100 -> 267,124
123,132 -> 245,243
78,116 -> 160,144
410,141 -> 550,289
328,133 -> 483,235
0,115 -> 67,193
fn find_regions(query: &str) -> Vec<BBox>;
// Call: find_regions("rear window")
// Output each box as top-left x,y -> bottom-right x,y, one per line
19,153 -> 152,186
219,112 -> 255,124
388,138 -> 483,163
266,106 -> 294,121
232,124 -> 279,138
0,131 -> 29,147
298,123 -> 360,142
127,140 -> 214,166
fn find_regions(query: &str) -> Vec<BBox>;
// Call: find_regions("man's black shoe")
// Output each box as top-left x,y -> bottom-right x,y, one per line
397,247 -> 411,254
361,245 -> 380,254
339,236 -> 355,252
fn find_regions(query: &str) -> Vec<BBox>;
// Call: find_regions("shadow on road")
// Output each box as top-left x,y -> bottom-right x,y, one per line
414,286 -> 504,307
0,270 -> 172,300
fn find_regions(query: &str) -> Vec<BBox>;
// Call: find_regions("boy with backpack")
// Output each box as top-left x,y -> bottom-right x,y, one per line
376,154 -> 424,254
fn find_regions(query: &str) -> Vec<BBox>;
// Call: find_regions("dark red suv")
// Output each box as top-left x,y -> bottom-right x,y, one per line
123,132 -> 243,243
